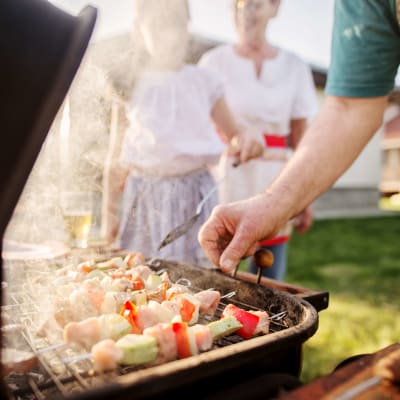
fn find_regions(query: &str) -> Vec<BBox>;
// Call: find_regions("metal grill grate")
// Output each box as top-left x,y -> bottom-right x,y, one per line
3,285 -> 286,398
2,255 -> 318,400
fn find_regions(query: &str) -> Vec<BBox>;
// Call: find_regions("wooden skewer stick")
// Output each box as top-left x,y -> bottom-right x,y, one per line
253,249 -> 274,284
232,249 -> 274,283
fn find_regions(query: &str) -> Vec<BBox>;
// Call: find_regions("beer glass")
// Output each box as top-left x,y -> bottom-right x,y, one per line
60,191 -> 93,248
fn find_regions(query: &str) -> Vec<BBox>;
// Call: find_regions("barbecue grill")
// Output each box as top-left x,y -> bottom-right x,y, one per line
3,254 -> 319,400
0,1 -> 327,399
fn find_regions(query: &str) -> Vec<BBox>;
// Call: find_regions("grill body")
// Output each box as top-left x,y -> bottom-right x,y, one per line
2,255 -> 319,400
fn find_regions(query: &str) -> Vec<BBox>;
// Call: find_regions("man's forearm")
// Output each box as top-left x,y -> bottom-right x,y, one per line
266,95 -> 388,220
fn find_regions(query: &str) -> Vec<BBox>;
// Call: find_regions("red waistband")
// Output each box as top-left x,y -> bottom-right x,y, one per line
259,235 -> 290,246
264,134 -> 288,148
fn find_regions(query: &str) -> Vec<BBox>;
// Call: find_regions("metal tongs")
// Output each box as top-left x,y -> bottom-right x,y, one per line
158,160 -> 240,250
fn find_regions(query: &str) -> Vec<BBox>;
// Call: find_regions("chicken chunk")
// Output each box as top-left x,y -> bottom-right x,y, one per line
194,290 -> 221,316
91,339 -> 123,373
143,323 -> 178,364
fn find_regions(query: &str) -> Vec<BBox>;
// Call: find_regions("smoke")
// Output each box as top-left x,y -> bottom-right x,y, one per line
1,2 -> 223,358
3,0 -> 215,251
0,2 -> 225,369
4,59 -> 112,245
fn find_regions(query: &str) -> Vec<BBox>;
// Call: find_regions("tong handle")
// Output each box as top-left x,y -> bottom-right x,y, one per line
253,249 -> 274,284
196,159 -> 240,215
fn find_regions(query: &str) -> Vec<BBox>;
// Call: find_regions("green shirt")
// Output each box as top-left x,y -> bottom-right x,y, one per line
325,0 -> 400,97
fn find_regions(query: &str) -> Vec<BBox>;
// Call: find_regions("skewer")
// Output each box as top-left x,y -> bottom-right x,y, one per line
253,249 -> 274,284
232,249 -> 274,284
59,310 -> 287,366
205,288 -> 236,300
147,258 -> 161,268
26,252 -> 284,369
155,268 -> 167,275
36,342 -> 67,354
63,353 -> 92,364
220,291 -> 236,299
33,289 -> 238,356
175,278 -> 191,287
36,301 -> 285,356
269,311 -> 287,322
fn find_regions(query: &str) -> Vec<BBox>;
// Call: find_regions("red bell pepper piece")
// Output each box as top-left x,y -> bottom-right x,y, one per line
221,304 -> 259,339
77,260 -> 94,273
127,275 -> 145,291
120,300 -> 141,334
180,297 -> 196,323
172,321 -> 192,359
124,252 -> 136,268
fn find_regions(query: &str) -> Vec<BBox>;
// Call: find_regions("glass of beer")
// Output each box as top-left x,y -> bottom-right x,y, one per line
60,191 -> 93,248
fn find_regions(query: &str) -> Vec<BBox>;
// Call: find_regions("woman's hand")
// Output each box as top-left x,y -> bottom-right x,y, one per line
211,97 -> 264,162
227,133 -> 264,163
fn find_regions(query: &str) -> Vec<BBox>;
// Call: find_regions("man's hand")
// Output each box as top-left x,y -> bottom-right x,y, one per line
198,193 -> 284,273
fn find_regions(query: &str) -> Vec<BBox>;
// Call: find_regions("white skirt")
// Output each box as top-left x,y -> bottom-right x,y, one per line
117,169 -> 217,268
216,152 -> 293,240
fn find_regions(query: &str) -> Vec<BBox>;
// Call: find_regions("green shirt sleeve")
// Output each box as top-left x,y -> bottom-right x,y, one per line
325,0 -> 400,98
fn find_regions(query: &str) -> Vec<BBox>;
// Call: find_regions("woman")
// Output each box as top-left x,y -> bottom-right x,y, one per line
101,0 -> 263,267
199,0 -> 318,279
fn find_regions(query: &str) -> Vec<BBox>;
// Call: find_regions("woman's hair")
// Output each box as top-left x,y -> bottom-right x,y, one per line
108,0 -> 190,100
233,0 -> 280,12
232,0 -> 246,20
233,0 -> 243,13
134,0 -> 189,27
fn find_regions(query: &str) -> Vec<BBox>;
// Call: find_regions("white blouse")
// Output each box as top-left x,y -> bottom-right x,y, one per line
120,64 -> 225,177
199,44 -> 318,210
199,44 -> 318,136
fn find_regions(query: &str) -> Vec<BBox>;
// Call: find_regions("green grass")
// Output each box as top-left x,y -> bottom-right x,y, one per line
285,215 -> 400,383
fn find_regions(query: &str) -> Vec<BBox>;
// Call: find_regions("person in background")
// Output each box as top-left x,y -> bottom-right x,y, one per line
197,0 -> 400,274
198,0 -> 318,280
101,0 -> 263,267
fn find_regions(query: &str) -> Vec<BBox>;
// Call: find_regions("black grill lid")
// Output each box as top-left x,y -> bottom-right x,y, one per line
0,0 -> 96,394
0,0 -> 97,241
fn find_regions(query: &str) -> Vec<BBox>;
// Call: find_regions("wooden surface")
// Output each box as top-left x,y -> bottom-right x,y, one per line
278,343 -> 400,400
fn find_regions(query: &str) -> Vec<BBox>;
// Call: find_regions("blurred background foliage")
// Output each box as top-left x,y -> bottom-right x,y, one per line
285,215 -> 400,383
